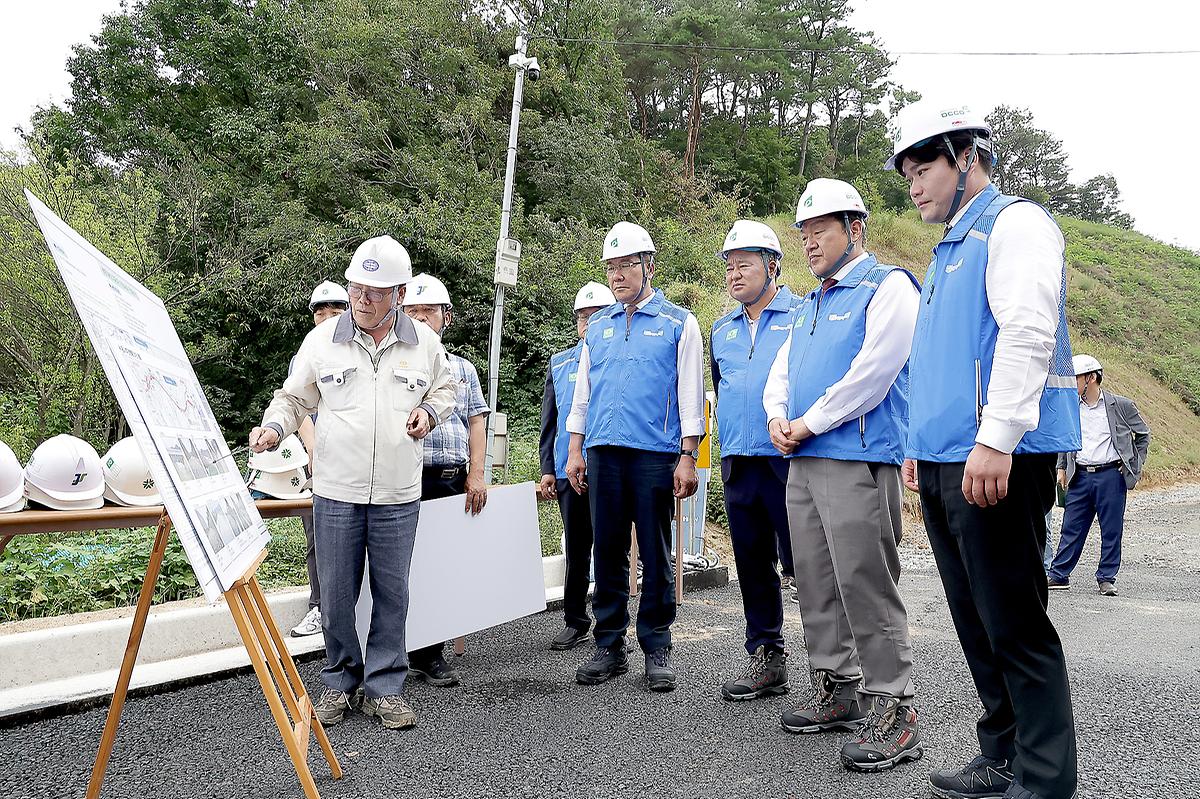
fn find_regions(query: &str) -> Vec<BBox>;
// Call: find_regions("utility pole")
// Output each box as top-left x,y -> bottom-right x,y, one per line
484,33 -> 539,483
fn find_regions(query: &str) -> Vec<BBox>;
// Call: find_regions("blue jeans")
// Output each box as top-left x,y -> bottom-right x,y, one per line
313,495 -> 419,697
1048,467 -> 1128,585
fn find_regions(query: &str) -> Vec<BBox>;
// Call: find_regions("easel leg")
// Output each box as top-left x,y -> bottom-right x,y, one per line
453,637 -> 466,656
629,527 -> 640,597
87,514 -> 173,799
0,534 -> 13,559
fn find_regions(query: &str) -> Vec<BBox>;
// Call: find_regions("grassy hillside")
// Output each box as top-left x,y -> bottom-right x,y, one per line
678,210 -> 1200,487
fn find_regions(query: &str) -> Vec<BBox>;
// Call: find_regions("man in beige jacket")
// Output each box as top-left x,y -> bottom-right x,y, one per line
250,235 -> 455,730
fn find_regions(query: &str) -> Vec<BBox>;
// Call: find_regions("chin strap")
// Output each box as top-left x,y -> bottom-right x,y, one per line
741,250 -> 777,313
940,133 -> 984,225
354,288 -> 399,332
809,213 -> 858,281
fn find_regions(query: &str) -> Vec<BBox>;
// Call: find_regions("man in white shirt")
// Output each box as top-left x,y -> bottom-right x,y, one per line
764,179 -> 922,773
891,102 -> 1082,799
1048,355 -> 1150,595
565,221 -> 704,692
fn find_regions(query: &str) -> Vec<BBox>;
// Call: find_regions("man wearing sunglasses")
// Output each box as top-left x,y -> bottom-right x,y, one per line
250,234 -> 456,732
890,102 -> 1082,799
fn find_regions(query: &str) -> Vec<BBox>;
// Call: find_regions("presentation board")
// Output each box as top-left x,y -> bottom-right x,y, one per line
355,483 -> 546,651
26,190 -> 270,601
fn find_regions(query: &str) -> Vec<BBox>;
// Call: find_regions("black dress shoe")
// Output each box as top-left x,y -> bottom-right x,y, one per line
550,625 -> 590,651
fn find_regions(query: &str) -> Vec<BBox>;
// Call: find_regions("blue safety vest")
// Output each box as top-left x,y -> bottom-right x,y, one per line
712,286 -> 802,457
785,255 -> 918,466
583,289 -> 691,454
548,342 -> 583,479
906,185 -> 1082,461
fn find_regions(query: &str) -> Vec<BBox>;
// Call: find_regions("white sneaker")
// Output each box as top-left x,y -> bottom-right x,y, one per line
290,606 -> 322,637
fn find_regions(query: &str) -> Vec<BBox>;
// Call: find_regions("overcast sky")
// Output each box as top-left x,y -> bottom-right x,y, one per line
3,1 -> 1198,250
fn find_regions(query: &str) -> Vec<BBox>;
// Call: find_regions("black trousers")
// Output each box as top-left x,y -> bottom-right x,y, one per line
919,455 -> 1077,799
588,446 -> 677,652
556,477 -> 594,631
722,456 -> 787,654
410,466 -> 467,666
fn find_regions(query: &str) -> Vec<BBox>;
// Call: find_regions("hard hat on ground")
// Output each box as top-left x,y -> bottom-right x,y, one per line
721,220 -> 784,260
602,222 -> 656,261
794,179 -> 870,227
1,441 -> 24,512
1072,354 -> 1103,376
248,434 -> 308,474
403,273 -> 453,307
23,434 -> 105,510
885,101 -> 993,172
248,467 -> 312,500
102,437 -> 162,507
309,281 -> 350,310
344,235 -> 413,288
574,281 -> 617,311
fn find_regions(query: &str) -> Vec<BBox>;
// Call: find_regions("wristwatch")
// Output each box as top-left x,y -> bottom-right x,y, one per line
679,448 -> 700,460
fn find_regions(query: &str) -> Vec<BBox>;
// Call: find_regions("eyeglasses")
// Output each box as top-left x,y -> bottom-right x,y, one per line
605,262 -> 643,276
347,284 -> 393,303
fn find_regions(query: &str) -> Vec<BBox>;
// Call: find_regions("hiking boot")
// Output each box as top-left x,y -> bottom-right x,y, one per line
645,646 -> 677,692
1098,581 -> 1118,596
780,671 -> 863,733
575,642 -> 629,685
929,754 -> 1014,798
410,653 -> 460,687
550,625 -> 590,651
1047,577 -> 1069,590
721,645 -> 788,701
290,606 -> 322,638
840,694 -> 922,772
362,694 -> 417,730
1001,781 -> 1040,799
313,687 -> 358,727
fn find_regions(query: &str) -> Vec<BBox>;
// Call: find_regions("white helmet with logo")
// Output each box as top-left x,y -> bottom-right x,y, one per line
403,273 -> 453,308
794,179 -> 870,226
573,281 -> 617,311
721,220 -> 784,260
344,235 -> 413,289
248,434 -> 308,474
601,222 -> 656,261
101,437 -> 162,507
308,280 -> 350,310
248,467 -> 312,500
885,101 -> 993,172
1072,354 -> 1103,377
1,441 -> 25,513
24,434 -> 105,510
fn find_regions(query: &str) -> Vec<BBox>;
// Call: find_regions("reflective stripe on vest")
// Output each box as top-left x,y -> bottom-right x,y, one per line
906,185 -> 1082,461
785,255 -> 918,466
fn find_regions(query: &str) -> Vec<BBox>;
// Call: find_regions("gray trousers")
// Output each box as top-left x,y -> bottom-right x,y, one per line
313,495 -> 419,698
787,457 -> 915,700
301,509 -> 321,610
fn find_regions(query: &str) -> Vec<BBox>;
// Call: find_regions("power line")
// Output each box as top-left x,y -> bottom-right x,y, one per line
530,35 -> 1200,58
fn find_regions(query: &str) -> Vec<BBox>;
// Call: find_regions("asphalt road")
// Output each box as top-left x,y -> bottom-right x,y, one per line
3,484 -> 1199,799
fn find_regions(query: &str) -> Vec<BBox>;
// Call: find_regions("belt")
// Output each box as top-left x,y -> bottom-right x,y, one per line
1079,460 -> 1121,473
424,465 -> 466,480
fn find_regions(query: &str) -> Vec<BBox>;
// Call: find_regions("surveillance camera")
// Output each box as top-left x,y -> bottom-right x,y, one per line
527,58 -> 541,81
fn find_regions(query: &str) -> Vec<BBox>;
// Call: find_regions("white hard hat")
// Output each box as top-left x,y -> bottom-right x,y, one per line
885,101 -> 992,171
403,273 -> 453,308
602,222 -> 656,261
23,434 -> 105,510
1072,354 -> 1103,376
795,179 -> 869,226
0,441 -> 25,512
308,280 -> 350,310
248,467 -> 312,500
101,437 -> 162,507
573,281 -> 617,311
248,433 -> 308,474
344,235 -> 413,289
721,220 -> 784,260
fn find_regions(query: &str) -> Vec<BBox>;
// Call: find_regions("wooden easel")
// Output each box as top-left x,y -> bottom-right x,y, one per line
85,512 -> 341,799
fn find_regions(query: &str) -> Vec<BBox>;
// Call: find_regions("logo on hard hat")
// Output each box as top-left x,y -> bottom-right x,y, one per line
610,237 -> 618,247
585,291 -> 594,299
941,106 -> 969,118
362,258 -> 380,272
416,285 -> 425,295
804,196 -> 813,207
143,478 -> 155,490
730,231 -> 738,240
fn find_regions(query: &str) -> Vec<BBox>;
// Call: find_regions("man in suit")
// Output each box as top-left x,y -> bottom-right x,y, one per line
1048,355 -> 1151,596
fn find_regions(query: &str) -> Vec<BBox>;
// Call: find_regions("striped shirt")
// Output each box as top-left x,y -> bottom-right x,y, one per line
422,352 -> 489,467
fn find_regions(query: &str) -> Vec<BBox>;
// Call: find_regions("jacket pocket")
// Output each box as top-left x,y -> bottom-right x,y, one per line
391,368 -> 430,413
317,365 -> 357,411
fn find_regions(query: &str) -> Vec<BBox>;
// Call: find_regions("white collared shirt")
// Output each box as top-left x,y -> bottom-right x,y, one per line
762,252 -> 920,434
566,291 -> 706,439
1077,392 -> 1119,465
945,189 -> 1068,454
